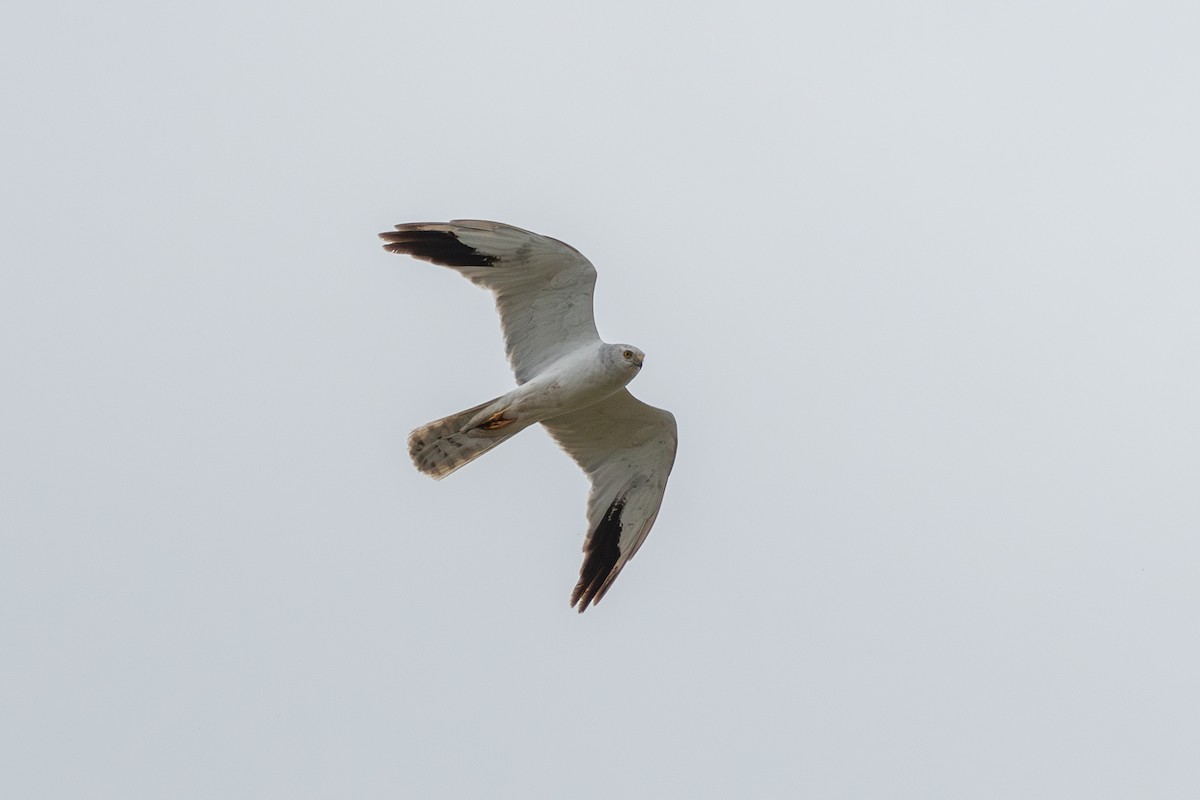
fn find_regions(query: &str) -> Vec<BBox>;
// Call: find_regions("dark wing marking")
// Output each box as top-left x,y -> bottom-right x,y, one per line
571,498 -> 625,609
380,228 -> 497,268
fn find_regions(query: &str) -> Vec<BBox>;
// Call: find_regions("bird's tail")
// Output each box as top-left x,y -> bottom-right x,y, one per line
408,396 -> 528,479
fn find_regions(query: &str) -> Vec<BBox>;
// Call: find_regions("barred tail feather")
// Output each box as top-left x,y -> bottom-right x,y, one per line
408,396 -> 527,479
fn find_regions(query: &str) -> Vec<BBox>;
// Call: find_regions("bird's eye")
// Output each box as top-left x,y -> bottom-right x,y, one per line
623,350 -> 633,360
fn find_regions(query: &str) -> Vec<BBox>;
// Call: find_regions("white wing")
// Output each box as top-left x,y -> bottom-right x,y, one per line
541,390 -> 678,611
379,220 -> 600,384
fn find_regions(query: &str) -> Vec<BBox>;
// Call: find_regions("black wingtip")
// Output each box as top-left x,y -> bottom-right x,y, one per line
570,499 -> 625,613
379,228 -> 497,268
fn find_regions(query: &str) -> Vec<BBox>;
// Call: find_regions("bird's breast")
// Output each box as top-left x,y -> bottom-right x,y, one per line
514,348 -> 632,420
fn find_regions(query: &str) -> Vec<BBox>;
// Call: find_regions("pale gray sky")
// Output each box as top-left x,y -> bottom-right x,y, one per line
3,1 -> 1199,797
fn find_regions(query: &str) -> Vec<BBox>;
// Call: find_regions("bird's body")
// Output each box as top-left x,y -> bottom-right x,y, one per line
406,341 -> 644,479
503,341 -> 645,425
380,220 -> 676,611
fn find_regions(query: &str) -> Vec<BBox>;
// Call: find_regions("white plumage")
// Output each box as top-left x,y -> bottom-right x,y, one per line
380,220 -> 677,611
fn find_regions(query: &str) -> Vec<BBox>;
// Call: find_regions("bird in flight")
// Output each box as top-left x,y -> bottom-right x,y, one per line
380,220 -> 677,612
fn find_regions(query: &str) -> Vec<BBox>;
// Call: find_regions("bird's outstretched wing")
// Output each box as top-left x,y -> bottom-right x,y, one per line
379,220 -> 601,384
541,391 -> 678,611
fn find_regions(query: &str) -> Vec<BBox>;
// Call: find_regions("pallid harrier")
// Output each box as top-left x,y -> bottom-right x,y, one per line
380,220 -> 677,611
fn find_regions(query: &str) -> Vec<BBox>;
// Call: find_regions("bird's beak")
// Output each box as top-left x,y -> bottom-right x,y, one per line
635,355 -> 644,368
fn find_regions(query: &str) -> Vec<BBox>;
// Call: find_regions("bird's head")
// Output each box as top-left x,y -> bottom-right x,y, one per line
614,344 -> 645,371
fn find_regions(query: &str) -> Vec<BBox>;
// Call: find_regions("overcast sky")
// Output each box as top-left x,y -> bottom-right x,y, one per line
3,1 -> 1199,797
